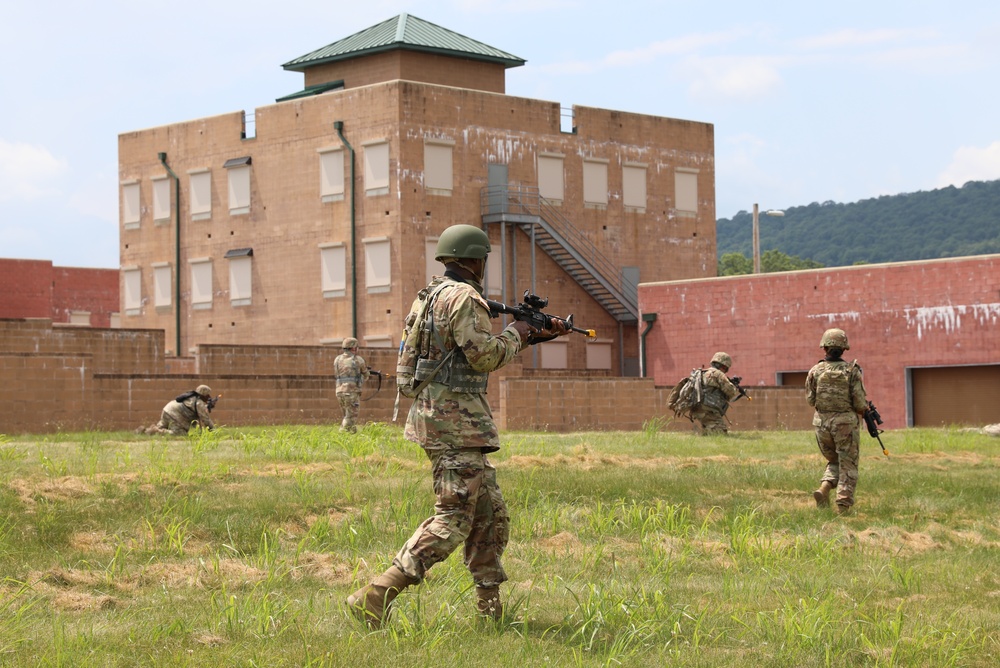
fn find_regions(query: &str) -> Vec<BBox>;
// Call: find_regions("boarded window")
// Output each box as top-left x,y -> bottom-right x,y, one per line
675,170 -> 698,213
623,165 -> 646,210
319,149 -> 345,201
485,242 -> 502,296
364,141 -> 389,195
540,339 -> 568,369
123,268 -> 142,314
425,238 -> 440,285
153,263 -> 172,308
190,260 -> 213,308
228,256 -> 252,306
538,154 -> 564,202
363,237 -> 391,293
583,160 -> 608,206
226,164 -> 251,214
320,243 -> 346,298
68,311 -> 91,326
189,170 -> 211,219
424,141 -> 454,193
152,176 -> 171,222
586,341 -> 612,370
122,182 -> 140,228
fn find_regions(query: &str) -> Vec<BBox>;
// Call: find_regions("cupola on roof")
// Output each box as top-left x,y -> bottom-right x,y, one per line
282,13 -> 526,72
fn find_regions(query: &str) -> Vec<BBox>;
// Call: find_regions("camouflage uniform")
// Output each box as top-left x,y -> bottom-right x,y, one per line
334,349 -> 369,433
806,358 -> 868,510
393,274 -> 525,588
143,392 -> 214,435
689,366 -> 739,434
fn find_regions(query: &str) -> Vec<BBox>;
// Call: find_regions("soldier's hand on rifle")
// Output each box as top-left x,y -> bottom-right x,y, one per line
510,320 -> 537,343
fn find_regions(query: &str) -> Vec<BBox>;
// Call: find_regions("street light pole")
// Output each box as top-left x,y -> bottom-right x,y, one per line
752,203 -> 760,274
752,203 -> 785,274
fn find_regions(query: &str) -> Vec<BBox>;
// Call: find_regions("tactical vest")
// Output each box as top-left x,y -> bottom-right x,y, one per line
814,360 -> 857,412
396,278 -> 489,398
701,385 -> 730,414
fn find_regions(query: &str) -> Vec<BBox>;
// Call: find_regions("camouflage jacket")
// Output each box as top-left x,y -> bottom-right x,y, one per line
164,394 -> 214,430
806,358 -> 867,415
700,366 -> 740,413
403,275 -> 526,453
334,351 -> 369,395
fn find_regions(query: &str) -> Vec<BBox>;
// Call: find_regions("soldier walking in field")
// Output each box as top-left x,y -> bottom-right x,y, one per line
334,337 -> 369,433
688,352 -> 741,435
346,224 -> 568,629
805,328 -> 868,514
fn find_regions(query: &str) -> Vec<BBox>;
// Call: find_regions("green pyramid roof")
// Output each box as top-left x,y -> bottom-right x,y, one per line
282,13 -> 525,72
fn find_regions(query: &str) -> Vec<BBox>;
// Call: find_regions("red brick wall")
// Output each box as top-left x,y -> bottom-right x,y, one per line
0,259 -> 54,319
639,255 -> 1000,429
52,266 -> 119,327
0,259 -> 118,326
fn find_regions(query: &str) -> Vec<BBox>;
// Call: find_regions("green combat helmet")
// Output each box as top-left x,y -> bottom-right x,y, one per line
435,224 -> 491,261
711,352 -> 733,368
820,328 -> 850,350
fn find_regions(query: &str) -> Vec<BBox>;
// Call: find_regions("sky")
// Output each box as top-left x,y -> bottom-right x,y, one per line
2,0 -> 999,268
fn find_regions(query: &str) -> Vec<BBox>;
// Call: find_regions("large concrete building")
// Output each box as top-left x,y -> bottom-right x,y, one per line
118,14 -> 716,372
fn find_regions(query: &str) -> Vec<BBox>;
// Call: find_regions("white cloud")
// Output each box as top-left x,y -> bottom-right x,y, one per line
680,56 -> 784,103
793,28 -> 936,51
0,139 -> 67,202
936,141 -> 1000,187
534,29 -> 746,76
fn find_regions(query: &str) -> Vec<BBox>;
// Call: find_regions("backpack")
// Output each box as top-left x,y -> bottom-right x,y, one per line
667,368 -> 704,420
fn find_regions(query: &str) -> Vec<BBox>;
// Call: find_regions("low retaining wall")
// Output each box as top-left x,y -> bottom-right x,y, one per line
0,318 -> 814,435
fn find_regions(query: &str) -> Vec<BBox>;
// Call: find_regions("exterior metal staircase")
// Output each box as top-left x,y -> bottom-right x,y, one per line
481,185 -> 638,323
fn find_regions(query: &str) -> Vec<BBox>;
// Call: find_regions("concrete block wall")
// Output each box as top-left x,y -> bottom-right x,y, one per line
639,255 -> 1000,429
0,319 -> 164,375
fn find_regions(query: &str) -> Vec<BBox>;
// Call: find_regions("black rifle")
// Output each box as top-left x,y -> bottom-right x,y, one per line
729,376 -> 751,402
863,400 -> 890,458
206,394 -> 222,412
486,291 -> 596,342
361,370 -> 382,401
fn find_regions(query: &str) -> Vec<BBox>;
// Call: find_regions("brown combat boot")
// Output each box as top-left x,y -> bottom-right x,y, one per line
812,481 -> 835,508
346,566 -> 415,630
835,503 -> 852,516
476,586 -> 503,621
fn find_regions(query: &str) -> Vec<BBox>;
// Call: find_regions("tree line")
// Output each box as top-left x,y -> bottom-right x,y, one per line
715,179 -> 1000,275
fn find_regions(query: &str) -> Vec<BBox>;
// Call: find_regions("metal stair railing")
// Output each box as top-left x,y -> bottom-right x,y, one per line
480,185 -> 638,322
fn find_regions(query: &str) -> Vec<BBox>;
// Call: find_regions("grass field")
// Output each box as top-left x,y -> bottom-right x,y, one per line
0,423 -> 997,666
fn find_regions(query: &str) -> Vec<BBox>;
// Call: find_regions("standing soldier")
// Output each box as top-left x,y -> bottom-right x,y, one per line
689,352 -> 741,435
805,328 -> 868,514
334,337 -> 369,433
346,224 -> 568,629
139,385 -> 216,435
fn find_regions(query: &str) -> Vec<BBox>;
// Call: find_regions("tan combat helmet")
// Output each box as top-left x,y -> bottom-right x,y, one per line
820,329 -> 850,350
196,384 -> 212,397
711,352 -> 733,368
342,337 -> 358,349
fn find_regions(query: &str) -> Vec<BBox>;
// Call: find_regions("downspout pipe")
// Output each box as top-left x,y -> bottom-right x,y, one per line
640,312 -> 657,378
334,121 -> 357,338
158,152 -> 182,357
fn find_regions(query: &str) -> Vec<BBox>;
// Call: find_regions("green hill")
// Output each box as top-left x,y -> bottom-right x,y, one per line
716,179 -> 1000,267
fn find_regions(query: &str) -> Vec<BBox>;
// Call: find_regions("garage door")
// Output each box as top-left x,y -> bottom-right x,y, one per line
911,365 -> 1000,426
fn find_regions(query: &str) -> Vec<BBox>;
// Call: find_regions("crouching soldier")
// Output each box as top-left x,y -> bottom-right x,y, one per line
139,385 -> 216,435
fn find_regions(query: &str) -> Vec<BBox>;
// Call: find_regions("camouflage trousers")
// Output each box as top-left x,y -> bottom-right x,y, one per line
690,407 -> 728,435
814,412 -> 860,508
143,411 -> 189,435
337,391 -> 361,432
393,448 -> 510,588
